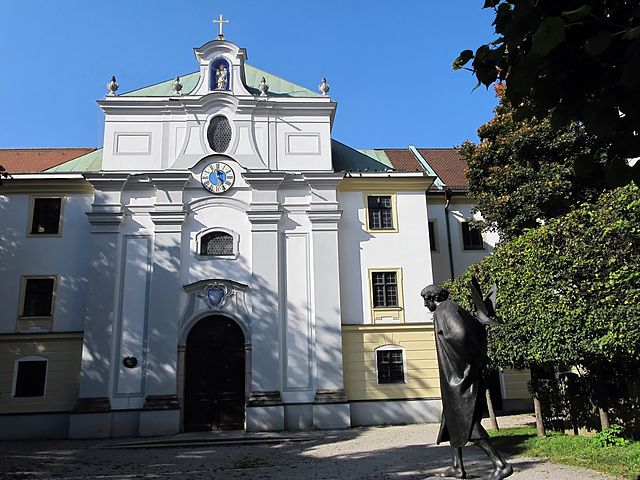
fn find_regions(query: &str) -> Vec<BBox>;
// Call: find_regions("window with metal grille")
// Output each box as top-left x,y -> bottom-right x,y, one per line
367,195 -> 394,230
14,359 -> 47,397
461,222 -> 484,250
376,349 -> 404,384
31,198 -> 61,234
207,116 -> 232,153
372,271 -> 398,308
200,231 -> 234,256
22,278 -> 54,317
428,221 -> 437,251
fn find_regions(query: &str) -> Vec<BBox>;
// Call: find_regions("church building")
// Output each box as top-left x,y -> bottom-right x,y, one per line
0,24 -> 530,439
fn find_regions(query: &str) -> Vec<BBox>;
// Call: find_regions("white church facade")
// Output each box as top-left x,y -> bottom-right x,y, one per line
0,31 -> 530,439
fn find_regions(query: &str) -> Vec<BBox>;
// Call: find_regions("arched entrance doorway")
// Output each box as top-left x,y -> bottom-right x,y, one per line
184,315 -> 245,431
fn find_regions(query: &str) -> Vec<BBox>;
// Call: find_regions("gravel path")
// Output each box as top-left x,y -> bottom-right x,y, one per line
0,416 -> 617,479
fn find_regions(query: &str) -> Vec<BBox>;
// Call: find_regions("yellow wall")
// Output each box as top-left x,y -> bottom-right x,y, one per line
342,324 -> 441,401
0,333 -> 83,413
502,368 -> 531,400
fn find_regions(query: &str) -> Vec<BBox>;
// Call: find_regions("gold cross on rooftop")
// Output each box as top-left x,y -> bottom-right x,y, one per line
213,14 -> 229,39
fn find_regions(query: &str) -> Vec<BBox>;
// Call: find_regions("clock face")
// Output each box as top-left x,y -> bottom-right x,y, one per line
201,162 -> 235,194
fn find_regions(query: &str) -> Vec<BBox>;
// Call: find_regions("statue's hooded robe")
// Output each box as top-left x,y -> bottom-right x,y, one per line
433,299 -> 490,448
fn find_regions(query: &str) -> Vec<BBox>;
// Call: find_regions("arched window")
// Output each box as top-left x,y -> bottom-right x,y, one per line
200,231 -> 234,256
207,116 -> 232,153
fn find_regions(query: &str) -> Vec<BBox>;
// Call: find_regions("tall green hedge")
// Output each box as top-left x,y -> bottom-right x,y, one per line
446,183 -> 640,379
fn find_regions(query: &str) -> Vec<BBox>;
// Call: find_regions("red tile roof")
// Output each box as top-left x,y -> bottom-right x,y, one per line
0,148 -> 97,174
383,149 -> 424,172
417,148 -> 468,190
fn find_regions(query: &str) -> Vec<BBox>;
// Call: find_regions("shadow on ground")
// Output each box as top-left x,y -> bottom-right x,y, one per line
0,426 -> 555,480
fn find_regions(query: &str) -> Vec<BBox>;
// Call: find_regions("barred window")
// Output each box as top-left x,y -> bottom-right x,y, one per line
200,231 -> 234,256
377,349 -> 405,384
372,271 -> 398,308
22,278 -> 55,317
31,198 -> 61,234
14,358 -> 47,397
207,116 -> 232,153
367,195 -> 394,230
461,222 -> 484,250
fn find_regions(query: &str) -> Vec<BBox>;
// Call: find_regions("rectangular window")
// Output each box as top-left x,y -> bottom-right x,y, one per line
462,222 -> 484,250
367,195 -> 394,230
14,360 -> 47,397
22,278 -> 55,317
30,198 -> 62,235
372,271 -> 398,308
428,221 -> 437,251
377,349 -> 405,384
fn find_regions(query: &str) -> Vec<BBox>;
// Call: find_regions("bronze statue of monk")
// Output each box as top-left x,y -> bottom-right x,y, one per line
421,282 -> 512,480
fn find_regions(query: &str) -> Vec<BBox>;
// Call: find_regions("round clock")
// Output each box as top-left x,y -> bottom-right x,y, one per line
201,162 -> 235,194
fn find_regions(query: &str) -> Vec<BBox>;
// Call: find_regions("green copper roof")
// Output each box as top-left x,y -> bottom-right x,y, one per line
357,149 -> 394,169
121,64 -> 319,97
45,148 -> 103,173
243,64 -> 319,97
122,72 -> 200,97
332,140 -> 394,172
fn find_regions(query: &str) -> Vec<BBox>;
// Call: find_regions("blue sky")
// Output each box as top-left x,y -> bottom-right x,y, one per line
0,1 -> 498,150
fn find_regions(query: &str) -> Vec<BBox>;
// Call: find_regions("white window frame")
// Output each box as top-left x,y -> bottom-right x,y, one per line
195,227 -> 239,260
374,345 -> 407,385
12,355 -> 48,398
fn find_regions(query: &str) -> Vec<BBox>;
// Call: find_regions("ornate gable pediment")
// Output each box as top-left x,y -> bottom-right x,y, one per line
191,39 -> 252,97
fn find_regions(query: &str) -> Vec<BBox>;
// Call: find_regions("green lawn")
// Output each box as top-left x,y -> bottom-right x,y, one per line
489,427 -> 640,479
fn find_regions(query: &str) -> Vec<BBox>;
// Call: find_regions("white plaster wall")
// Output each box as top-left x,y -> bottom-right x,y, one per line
427,197 -> 500,284
338,190 -> 433,325
0,193 -> 92,333
103,121 -> 164,171
180,160 -> 253,290
102,105 -> 334,174
180,202 -> 253,287
275,121 -> 332,172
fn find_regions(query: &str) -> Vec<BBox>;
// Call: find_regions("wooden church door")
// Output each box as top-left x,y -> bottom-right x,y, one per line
184,315 -> 245,431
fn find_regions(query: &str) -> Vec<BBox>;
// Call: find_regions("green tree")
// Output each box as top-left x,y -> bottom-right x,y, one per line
446,184 -> 640,432
462,90 -> 618,241
454,1 -> 640,184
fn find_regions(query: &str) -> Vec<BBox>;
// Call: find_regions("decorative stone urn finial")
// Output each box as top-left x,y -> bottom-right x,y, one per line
318,77 -> 330,96
259,77 -> 269,97
106,75 -> 119,96
172,76 -> 183,95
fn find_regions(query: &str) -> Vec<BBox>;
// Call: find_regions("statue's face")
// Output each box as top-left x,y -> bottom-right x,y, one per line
423,295 -> 437,312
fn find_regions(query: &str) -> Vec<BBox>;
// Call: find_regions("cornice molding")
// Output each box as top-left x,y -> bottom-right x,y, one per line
0,331 -> 84,342
0,177 -> 94,194
339,175 -> 434,192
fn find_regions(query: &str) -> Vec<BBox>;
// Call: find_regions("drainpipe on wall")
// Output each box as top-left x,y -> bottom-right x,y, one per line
444,188 -> 455,281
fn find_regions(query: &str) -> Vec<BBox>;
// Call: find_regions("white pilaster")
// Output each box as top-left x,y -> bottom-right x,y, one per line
304,173 -> 351,429
138,172 -> 190,436
70,173 -> 128,439
244,172 -> 285,431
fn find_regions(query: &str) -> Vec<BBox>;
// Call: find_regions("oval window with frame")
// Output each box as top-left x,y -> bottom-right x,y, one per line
207,116 -> 232,153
